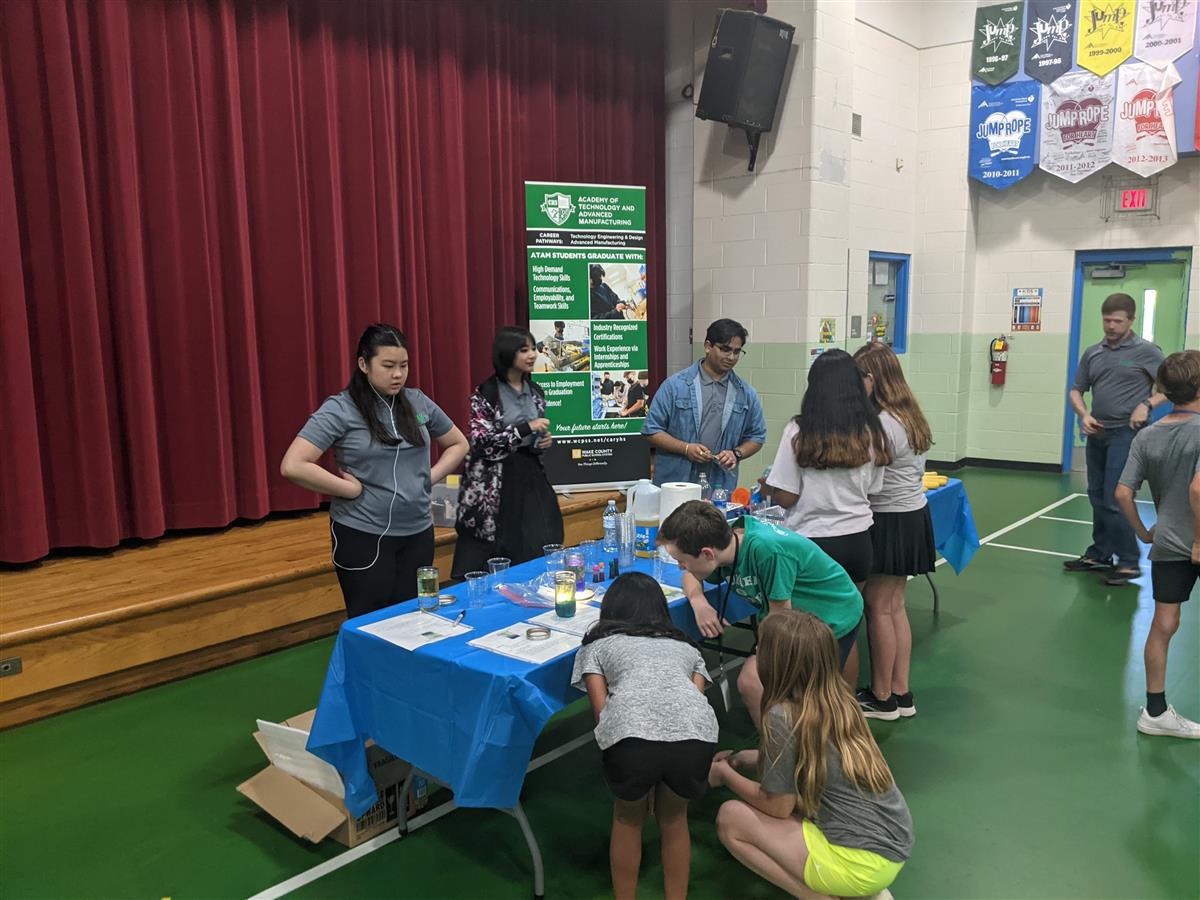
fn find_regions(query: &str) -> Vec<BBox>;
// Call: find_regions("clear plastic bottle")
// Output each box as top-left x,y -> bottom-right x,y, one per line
698,471 -> 711,502
711,485 -> 729,511
602,499 -> 620,555
751,466 -> 772,509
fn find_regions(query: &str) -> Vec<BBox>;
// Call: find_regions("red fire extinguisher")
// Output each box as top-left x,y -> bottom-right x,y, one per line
990,336 -> 1008,386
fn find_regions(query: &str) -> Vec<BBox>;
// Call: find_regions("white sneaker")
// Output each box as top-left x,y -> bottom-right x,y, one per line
1136,706 -> 1200,739
863,890 -> 894,900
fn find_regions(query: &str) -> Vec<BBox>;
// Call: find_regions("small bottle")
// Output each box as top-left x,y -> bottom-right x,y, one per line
698,471 -> 711,502
751,466 -> 772,509
711,485 -> 729,511
602,499 -> 620,555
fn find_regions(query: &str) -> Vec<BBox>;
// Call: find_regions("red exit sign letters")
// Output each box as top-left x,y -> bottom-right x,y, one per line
1119,188 -> 1149,210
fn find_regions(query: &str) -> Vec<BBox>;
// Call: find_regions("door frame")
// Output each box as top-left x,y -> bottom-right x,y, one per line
1062,246 -> 1193,472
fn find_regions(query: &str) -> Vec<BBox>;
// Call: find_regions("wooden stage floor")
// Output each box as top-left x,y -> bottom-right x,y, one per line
0,491 -> 618,728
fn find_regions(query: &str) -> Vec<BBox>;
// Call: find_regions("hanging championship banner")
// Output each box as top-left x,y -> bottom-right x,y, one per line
524,181 -> 651,489
1077,0 -> 1136,75
1134,0 -> 1197,64
1039,70 -> 1116,181
973,2 -> 1025,84
970,81 -> 1042,189
1113,62 -> 1182,175
1025,0 -> 1077,83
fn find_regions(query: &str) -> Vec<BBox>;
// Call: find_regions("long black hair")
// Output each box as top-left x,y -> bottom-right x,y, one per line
792,348 -> 890,469
346,324 -> 424,447
581,572 -> 698,648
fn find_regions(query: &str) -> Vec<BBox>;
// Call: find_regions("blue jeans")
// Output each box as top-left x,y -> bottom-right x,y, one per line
1084,426 -> 1139,570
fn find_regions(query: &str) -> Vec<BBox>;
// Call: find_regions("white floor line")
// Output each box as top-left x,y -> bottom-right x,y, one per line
1039,515 -> 1093,525
932,492 -> 1084,569
985,542 -> 1078,559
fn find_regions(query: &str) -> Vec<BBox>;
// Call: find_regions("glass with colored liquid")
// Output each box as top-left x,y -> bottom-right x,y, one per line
416,566 -> 440,602
564,550 -> 586,592
554,571 -> 576,618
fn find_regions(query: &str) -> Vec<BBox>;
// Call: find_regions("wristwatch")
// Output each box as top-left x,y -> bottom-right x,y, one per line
732,448 -> 744,460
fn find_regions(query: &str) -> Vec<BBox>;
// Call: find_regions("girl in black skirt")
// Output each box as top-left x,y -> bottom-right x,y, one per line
853,342 -> 936,721
452,327 -> 564,577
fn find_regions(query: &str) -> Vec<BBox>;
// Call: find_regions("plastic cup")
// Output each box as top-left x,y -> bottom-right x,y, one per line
465,571 -> 489,609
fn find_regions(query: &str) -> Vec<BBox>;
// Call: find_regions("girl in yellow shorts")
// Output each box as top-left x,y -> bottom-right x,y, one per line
708,610 -> 912,898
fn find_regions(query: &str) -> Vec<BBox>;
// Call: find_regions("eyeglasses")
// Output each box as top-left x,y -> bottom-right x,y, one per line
711,344 -> 747,357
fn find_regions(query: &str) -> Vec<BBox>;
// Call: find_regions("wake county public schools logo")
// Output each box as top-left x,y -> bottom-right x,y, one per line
975,94 -> 1036,156
540,192 -> 576,226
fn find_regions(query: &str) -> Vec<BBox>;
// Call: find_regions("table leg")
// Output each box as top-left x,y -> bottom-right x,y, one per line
926,572 -> 940,617
505,803 -> 545,900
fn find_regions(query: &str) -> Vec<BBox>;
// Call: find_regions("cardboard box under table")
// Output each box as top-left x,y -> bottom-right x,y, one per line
238,709 -> 411,848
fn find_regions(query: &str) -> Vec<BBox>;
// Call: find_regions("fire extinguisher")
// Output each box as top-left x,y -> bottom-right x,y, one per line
990,336 -> 1008,386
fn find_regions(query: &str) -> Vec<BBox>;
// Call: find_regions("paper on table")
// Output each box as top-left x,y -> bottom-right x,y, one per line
527,603 -> 601,638
468,624 -> 582,665
358,610 -> 472,651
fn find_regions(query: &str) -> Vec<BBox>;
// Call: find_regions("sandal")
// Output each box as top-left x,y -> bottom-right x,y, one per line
1062,555 -> 1110,572
1103,568 -> 1141,585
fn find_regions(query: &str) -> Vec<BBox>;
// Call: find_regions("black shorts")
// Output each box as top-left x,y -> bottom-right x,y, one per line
811,530 -> 873,584
1151,560 -> 1200,604
601,738 -> 717,802
837,618 -> 862,665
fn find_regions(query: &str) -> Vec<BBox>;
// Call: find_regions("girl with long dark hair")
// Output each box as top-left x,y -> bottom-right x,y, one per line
452,326 -> 564,576
571,572 -> 719,900
708,610 -> 912,899
281,324 -> 468,618
852,342 -> 936,721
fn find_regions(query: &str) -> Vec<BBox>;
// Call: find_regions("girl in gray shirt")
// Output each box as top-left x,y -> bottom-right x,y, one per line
709,610 -> 912,899
571,572 -> 718,900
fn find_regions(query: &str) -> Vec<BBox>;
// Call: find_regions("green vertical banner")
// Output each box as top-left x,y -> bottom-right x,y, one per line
525,181 -> 652,488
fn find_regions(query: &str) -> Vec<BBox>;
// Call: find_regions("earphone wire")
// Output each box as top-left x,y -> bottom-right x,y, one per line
331,385 -> 403,572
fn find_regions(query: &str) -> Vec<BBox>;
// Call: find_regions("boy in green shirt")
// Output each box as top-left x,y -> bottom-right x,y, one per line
657,500 -> 863,729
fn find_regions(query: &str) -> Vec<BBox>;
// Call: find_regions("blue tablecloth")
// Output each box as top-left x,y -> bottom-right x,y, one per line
307,556 -> 757,817
925,478 -> 979,574
308,480 -> 977,818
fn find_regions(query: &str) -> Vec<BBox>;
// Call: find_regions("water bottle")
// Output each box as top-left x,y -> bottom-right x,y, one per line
698,471 -> 711,502
750,466 -> 771,509
711,485 -> 729,511
602,499 -> 620,555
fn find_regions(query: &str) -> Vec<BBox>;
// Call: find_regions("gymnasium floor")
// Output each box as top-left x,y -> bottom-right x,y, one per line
2,469 -> 1197,900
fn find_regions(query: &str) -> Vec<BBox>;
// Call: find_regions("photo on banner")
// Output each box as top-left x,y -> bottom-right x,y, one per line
969,80 -> 1042,189
1038,70 -> 1115,181
1134,0 -> 1197,64
1076,0 -> 1136,76
525,181 -> 651,489
973,2 -> 1025,84
1113,61 -> 1183,176
1024,0 -> 1076,83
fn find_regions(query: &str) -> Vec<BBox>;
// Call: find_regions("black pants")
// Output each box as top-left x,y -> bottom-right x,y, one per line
330,521 -> 435,619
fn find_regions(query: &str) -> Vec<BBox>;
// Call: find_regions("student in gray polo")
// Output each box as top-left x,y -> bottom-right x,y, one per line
1066,293 -> 1165,585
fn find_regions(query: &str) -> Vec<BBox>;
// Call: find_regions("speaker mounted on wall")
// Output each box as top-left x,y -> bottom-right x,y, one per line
695,9 -> 795,171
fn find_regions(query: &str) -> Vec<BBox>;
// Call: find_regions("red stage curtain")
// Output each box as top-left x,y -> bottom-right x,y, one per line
0,0 -> 665,563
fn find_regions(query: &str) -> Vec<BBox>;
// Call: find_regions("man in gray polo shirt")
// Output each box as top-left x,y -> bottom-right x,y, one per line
1066,292 -> 1165,585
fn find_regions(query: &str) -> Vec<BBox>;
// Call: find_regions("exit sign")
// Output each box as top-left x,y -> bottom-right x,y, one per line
1119,188 -> 1151,210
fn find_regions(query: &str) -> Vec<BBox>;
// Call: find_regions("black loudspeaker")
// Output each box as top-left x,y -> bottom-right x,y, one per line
696,10 -> 794,133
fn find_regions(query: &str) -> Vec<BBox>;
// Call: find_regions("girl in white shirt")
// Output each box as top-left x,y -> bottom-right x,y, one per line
765,349 -> 891,679
852,342 -> 936,722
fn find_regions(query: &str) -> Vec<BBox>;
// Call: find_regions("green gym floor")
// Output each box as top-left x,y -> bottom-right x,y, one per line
2,469 -> 1197,900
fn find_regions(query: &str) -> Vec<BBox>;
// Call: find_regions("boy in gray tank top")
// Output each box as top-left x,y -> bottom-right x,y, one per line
1115,350 -> 1200,740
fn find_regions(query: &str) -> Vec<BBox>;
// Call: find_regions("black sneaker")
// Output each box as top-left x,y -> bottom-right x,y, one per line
893,692 -> 916,718
856,688 -> 900,721
1102,567 -> 1141,586
1063,555 -> 1111,572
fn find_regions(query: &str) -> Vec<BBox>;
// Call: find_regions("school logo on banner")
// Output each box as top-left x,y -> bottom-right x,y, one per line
969,81 -> 1041,189
1134,0 -> 1197,64
539,192 -> 576,226
1076,0 -> 1136,75
1038,71 -> 1115,181
1025,0 -> 1076,83
973,2 -> 1024,84
1113,62 -> 1182,176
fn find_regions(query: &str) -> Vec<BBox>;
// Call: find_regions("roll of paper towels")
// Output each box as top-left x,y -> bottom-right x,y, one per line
659,482 -> 702,524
